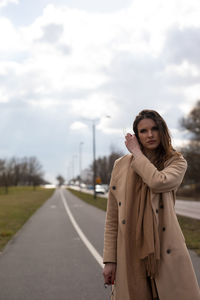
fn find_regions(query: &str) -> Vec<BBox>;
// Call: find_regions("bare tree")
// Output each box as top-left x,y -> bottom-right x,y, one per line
56,175 -> 65,186
180,100 -> 200,194
0,156 -> 45,192
90,148 -> 124,184
27,157 -> 44,189
0,159 -> 8,193
10,157 -> 21,186
180,100 -> 200,140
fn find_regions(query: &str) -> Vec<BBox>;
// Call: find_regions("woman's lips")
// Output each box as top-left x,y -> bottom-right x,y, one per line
147,140 -> 156,144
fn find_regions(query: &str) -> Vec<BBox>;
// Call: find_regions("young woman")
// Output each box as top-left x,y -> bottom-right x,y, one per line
103,110 -> 200,300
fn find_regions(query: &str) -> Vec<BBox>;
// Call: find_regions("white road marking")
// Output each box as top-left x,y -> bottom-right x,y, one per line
59,189 -> 104,269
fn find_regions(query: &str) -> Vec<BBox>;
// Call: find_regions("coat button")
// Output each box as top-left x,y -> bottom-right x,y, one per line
112,186 -> 116,190
160,204 -> 164,209
119,202 -> 121,206
122,219 -> 126,224
167,249 -> 171,254
156,209 -> 159,213
162,227 -> 166,231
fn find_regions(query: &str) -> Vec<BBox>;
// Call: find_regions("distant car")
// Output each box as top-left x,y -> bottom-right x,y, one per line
87,185 -> 94,190
95,184 -> 106,194
101,184 -> 109,192
80,183 -> 87,188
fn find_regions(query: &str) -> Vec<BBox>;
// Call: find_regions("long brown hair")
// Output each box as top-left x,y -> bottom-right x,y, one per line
133,109 -> 177,169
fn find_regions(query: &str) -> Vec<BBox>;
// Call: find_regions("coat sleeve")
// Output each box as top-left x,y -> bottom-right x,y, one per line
131,154 -> 187,193
103,161 -> 118,264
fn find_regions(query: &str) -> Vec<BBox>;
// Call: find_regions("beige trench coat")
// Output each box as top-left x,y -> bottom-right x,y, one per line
103,153 -> 200,300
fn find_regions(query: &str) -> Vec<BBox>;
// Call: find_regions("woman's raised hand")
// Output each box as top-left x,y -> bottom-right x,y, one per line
125,133 -> 142,157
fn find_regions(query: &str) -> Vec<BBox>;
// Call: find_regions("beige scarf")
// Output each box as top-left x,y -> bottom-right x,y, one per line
125,154 -> 161,299
136,178 -> 160,278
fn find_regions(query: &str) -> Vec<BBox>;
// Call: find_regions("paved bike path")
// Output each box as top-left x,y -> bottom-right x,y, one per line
0,189 -> 108,300
0,188 -> 199,300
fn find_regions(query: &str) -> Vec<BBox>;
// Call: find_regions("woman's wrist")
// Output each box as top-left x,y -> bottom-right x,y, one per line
132,149 -> 142,158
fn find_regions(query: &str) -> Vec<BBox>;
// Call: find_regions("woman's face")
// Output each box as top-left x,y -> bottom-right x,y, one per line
137,118 -> 161,151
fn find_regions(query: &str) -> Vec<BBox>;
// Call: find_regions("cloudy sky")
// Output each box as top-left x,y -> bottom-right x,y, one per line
1,0 -> 200,183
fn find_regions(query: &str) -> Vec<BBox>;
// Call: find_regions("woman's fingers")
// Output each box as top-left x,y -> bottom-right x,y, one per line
125,133 -> 133,140
103,270 -> 112,283
103,272 -> 111,284
111,268 -> 116,284
103,263 -> 116,284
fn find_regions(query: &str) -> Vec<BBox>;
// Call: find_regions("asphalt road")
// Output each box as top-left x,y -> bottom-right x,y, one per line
175,199 -> 200,220
71,186 -> 200,220
0,188 -> 199,300
0,189 -> 109,300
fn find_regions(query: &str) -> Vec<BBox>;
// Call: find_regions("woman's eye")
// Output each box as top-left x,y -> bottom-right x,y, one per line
140,129 -> 146,133
152,126 -> 159,131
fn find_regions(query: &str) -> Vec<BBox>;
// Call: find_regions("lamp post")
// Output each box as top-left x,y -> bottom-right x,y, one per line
92,121 -> 97,199
91,115 -> 111,199
79,142 -> 84,189
72,154 -> 77,183
67,163 -> 72,184
81,115 -> 111,199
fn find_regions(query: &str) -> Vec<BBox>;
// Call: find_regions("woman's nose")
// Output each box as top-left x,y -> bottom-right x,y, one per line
148,130 -> 153,137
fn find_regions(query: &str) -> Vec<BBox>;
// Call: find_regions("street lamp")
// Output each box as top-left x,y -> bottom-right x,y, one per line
67,163 -> 72,184
92,121 -> 97,199
91,115 -> 111,199
79,142 -> 84,189
72,154 -> 77,183
80,115 -> 111,199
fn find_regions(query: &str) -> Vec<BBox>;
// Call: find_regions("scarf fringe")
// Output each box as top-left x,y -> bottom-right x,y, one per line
144,254 -> 160,299
144,253 -> 160,278
149,277 -> 159,300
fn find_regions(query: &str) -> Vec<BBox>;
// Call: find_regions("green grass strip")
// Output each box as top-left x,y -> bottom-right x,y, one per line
68,188 -> 200,256
0,186 -> 55,251
67,188 -> 107,211
177,215 -> 200,256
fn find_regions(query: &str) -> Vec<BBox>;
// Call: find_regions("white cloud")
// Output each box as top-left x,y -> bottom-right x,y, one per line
165,61 -> 199,78
69,93 -> 119,119
0,87 -> 9,102
70,121 -> 88,130
0,18 -> 22,52
29,98 -> 60,108
1,0 -> 200,181
1,0 -> 199,110
0,0 -> 18,8
178,84 -> 200,112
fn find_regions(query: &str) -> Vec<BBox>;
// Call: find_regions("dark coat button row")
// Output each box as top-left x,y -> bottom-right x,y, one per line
119,202 -> 121,206
167,249 -> 171,254
112,186 -> 116,190
121,222 -> 167,235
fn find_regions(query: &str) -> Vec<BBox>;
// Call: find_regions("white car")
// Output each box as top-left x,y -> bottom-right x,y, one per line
95,184 -> 106,194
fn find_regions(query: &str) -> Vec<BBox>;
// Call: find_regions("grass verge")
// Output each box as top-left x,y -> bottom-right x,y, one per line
0,186 -> 55,251
67,188 -> 107,211
177,215 -> 200,256
68,188 -> 200,256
